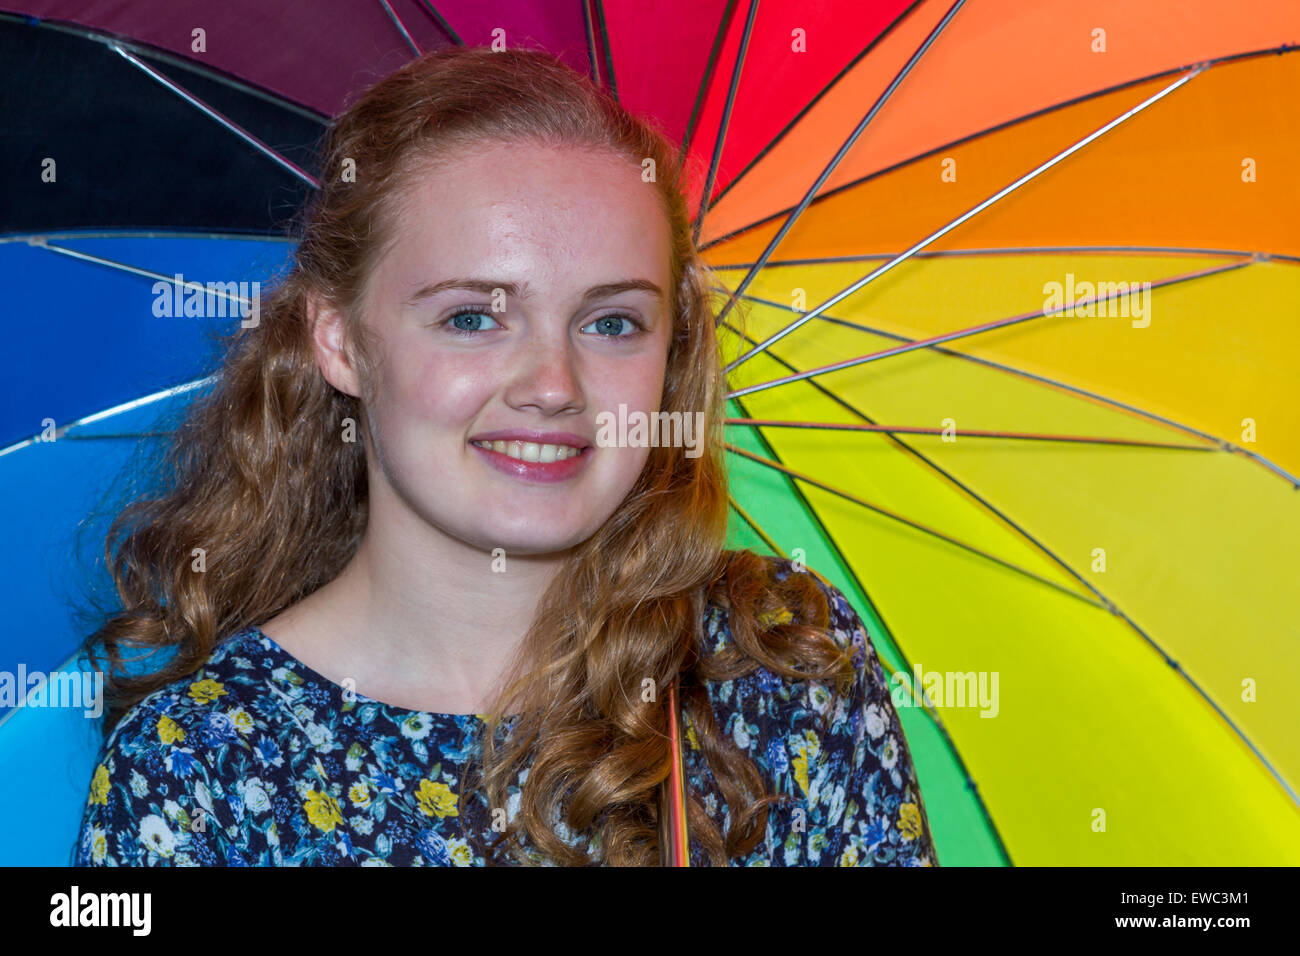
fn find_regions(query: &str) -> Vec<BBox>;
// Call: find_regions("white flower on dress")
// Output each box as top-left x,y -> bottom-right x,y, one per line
227,707 -> 254,735
305,721 -> 334,750
129,770 -> 149,799
139,815 -> 176,858
732,719 -> 751,751
162,799 -> 183,824
865,703 -> 887,739
401,713 -> 432,741
240,778 -> 272,814
881,734 -> 898,770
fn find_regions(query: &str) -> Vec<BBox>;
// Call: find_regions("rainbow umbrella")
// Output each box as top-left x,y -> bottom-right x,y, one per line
705,0 -> 1300,865
1,0 -> 1296,866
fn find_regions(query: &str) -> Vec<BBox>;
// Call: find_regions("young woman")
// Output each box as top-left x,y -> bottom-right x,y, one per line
71,46 -> 937,867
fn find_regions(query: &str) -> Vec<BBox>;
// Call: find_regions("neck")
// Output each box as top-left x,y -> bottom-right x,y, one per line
279,484 -> 571,715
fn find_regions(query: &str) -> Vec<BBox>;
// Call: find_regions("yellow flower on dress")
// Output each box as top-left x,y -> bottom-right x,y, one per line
898,802 -> 922,841
89,764 -> 110,805
685,721 -> 700,751
348,782 -> 371,809
157,715 -> 186,745
792,747 -> 809,796
450,840 -> 473,866
303,790 -> 344,832
839,843 -> 860,866
802,728 -> 821,760
187,679 -> 227,704
415,779 -> 459,818
90,827 -> 108,864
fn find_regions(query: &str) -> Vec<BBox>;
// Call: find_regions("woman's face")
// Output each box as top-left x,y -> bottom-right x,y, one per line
314,140 -> 675,556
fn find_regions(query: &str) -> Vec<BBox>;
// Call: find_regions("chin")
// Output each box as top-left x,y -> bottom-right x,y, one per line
462,522 -> 595,558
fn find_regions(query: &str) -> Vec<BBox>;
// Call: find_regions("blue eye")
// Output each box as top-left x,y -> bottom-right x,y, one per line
441,309 -> 644,339
581,313 -> 642,337
443,309 -> 502,336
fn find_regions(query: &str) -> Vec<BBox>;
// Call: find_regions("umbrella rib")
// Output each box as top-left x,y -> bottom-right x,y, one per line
713,0 -> 966,329
703,0 -> 927,219
726,495 -> 783,556
23,238 -> 256,309
728,474 -> 1015,865
724,326 -> 1300,815
680,0 -> 741,162
710,245 -> 1300,269
725,443 -> 1106,610
726,419 -> 1216,452
582,0 -> 601,88
727,445 -> 1300,816
719,259 -> 1300,488
730,449 -> 921,674
412,0 -> 464,45
108,43 -> 321,189
379,0 -> 422,56
690,0 -> 760,247
9,16 -> 331,124
0,230 -> 294,245
57,433 -> 175,441
722,64 -> 1206,373
721,312 -> 1167,616
702,44 -> 1296,253
0,376 -> 216,458
592,0 -> 618,102
728,257 -> 1247,397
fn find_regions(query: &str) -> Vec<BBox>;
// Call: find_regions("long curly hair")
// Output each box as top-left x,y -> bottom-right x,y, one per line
80,44 -> 856,866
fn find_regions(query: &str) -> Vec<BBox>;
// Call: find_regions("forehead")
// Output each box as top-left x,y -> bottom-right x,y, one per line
375,140 -> 673,298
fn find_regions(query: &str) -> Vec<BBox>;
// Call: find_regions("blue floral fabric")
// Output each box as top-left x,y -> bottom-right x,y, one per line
71,558 -> 938,866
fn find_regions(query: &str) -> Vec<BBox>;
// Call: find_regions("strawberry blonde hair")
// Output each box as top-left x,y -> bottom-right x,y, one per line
82,45 -> 855,866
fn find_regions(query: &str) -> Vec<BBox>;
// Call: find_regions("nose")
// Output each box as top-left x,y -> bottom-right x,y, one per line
503,327 -> 585,416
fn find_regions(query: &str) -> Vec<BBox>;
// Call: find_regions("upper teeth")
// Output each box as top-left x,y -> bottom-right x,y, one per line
473,440 -> 582,463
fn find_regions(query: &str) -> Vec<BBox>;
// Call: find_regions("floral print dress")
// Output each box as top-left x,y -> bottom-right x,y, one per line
71,558 -> 939,866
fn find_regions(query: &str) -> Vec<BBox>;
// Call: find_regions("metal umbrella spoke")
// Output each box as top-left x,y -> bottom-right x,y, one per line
110,42 -> 320,189
714,0 -> 967,329
724,442 -> 1108,609
691,0 -> 760,246
725,418 -> 1219,452
725,257 -> 1250,399
722,64 -> 1208,374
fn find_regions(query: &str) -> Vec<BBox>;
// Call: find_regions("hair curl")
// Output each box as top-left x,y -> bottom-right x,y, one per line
80,44 -> 856,866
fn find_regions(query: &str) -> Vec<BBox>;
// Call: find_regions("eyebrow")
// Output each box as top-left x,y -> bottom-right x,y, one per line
404,278 -> 664,306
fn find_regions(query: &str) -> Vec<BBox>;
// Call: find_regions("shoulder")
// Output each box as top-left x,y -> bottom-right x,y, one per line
106,628 -> 281,764
696,551 -> 871,777
696,552 -> 937,866
70,628 -> 284,866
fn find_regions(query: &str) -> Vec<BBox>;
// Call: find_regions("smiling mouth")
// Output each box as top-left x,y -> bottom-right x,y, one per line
470,439 -> 585,462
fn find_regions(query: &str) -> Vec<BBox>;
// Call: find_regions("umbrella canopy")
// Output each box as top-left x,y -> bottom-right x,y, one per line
1,0 -> 1297,866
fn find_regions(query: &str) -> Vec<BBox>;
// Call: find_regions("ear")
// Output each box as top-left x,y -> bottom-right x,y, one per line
307,291 -> 364,398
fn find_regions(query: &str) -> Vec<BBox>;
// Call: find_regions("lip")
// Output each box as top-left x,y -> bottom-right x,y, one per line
469,433 -> 592,484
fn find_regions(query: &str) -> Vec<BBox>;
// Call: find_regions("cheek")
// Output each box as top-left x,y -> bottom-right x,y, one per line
593,349 -> 671,410
406,351 -> 493,426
